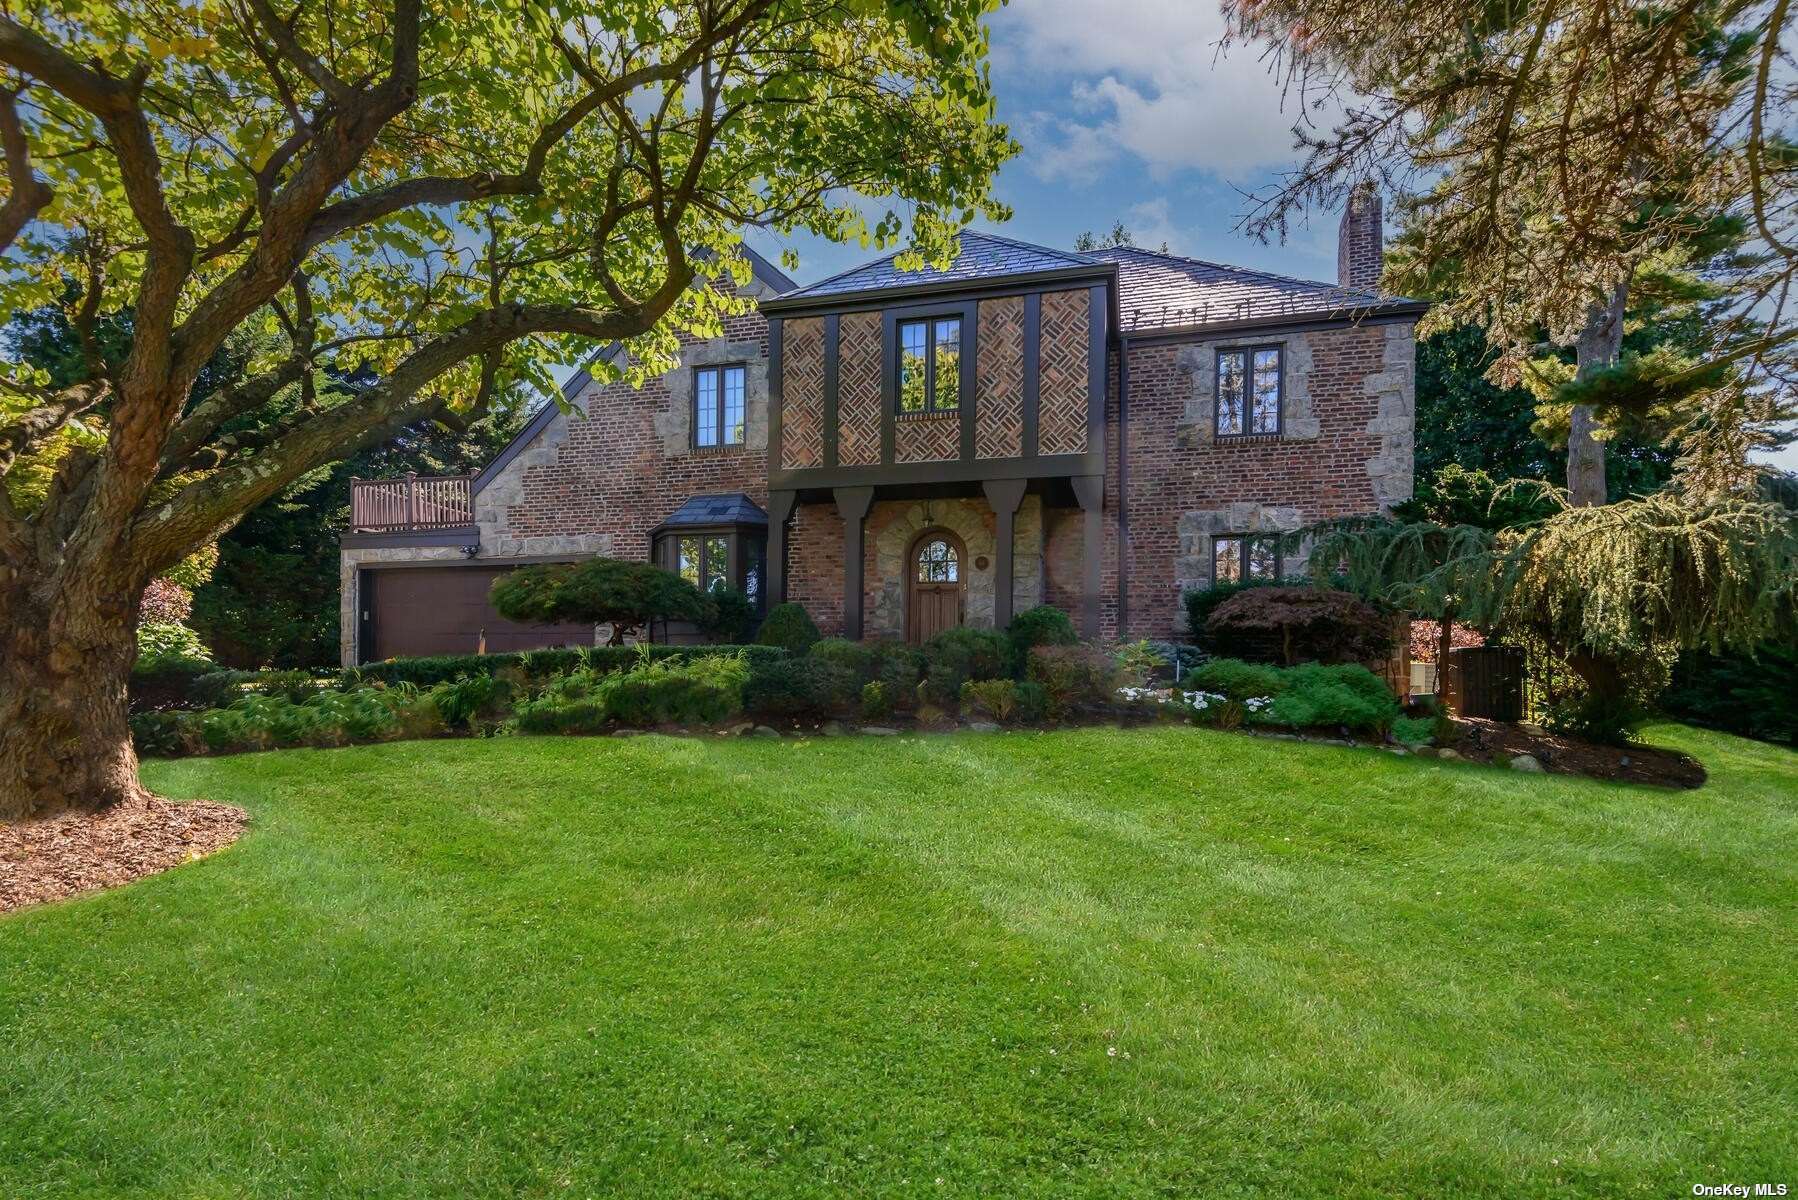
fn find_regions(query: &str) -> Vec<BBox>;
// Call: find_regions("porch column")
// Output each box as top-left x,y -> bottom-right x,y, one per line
1071,474 -> 1104,639
833,486 -> 875,639
982,478 -> 1028,630
765,489 -> 797,608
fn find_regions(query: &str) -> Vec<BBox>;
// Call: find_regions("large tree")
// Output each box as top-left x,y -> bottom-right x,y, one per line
1223,0 -> 1797,505
0,0 -> 1012,817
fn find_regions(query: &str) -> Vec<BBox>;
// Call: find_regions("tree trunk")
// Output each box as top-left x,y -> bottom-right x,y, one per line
1567,282 -> 1628,507
1436,605 -> 1458,698
0,575 -> 145,820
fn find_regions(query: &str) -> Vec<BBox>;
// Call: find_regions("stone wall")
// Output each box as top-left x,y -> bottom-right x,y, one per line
1118,318 -> 1415,639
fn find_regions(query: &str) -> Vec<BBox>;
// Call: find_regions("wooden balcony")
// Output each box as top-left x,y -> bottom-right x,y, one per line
350,473 -> 474,532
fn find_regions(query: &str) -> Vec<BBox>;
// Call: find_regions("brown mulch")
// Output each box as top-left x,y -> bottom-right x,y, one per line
0,793 -> 246,914
1441,717 -> 1708,789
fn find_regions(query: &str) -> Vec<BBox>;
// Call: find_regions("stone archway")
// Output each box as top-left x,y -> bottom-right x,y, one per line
869,500 -> 995,638
906,528 -> 967,642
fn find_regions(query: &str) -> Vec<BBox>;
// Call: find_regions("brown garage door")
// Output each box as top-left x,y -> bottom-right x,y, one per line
362,566 -> 593,662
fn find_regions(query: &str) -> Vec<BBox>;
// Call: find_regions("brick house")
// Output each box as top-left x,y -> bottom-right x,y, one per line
340,192 -> 1423,664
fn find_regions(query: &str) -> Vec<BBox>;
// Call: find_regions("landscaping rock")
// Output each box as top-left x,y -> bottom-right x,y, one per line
724,721 -> 755,737
752,725 -> 781,738
1438,748 -> 1462,761
966,720 -> 1001,733
860,725 -> 901,736
820,720 -> 847,737
1412,746 -> 1438,758
1386,746 -> 1408,755
1509,753 -> 1545,772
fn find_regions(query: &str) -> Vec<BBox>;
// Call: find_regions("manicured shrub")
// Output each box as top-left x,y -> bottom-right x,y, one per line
742,655 -> 856,719
922,627 -> 1010,705
809,637 -> 877,680
1256,664 -> 1399,734
1189,658 -> 1288,701
1206,587 -> 1396,667
869,640 -> 925,707
756,602 -> 821,655
1391,715 -> 1437,746
137,620 -> 213,671
490,556 -> 711,645
1013,680 -> 1049,723
128,657 -> 218,713
513,696 -> 609,735
347,644 -> 782,688
512,652 -> 749,730
704,584 -> 757,643
1183,575 -> 1302,640
960,678 -> 1019,722
1005,604 -> 1076,671
860,680 -> 893,721
1026,644 -> 1118,719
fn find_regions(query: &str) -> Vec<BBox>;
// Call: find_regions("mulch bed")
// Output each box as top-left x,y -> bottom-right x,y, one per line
1433,717 -> 1707,789
0,793 -> 246,915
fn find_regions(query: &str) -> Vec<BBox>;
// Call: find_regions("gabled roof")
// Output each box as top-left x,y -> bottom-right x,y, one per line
653,492 -> 768,530
765,231 -> 1106,306
1094,245 -> 1424,334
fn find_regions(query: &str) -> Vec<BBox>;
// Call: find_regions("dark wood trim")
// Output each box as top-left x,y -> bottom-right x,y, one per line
340,527 -> 477,550
822,313 -> 840,468
356,569 -> 375,663
1115,341 -> 1130,638
1072,474 -> 1104,639
769,450 -> 1101,492
767,316 -> 784,474
1021,292 -> 1041,458
833,486 -> 876,639
765,488 -> 797,606
959,308 -> 977,462
982,478 -> 1028,630
1087,283 -> 1108,461
761,264 -> 1115,315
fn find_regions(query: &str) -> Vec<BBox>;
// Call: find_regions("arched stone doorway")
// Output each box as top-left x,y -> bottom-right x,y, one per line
906,528 -> 966,643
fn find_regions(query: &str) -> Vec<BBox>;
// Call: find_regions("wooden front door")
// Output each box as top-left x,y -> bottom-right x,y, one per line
906,529 -> 965,643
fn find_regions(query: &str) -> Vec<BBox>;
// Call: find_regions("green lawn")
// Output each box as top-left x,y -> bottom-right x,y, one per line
4,725 -> 1795,1198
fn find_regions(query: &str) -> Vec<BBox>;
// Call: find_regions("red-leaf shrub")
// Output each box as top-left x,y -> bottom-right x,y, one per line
1205,587 -> 1394,666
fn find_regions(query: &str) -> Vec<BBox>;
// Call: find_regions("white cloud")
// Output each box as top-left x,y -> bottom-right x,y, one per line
994,0 -> 1324,182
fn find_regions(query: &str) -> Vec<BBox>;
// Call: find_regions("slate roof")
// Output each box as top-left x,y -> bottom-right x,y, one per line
770,231 -> 1103,301
655,493 -> 769,529
1094,245 -> 1422,333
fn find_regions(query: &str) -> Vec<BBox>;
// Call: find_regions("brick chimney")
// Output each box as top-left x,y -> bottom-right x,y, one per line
1337,182 -> 1383,292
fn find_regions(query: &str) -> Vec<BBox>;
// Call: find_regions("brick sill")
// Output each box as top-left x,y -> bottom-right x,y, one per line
1210,433 -> 1284,447
687,443 -> 747,457
895,409 -> 959,422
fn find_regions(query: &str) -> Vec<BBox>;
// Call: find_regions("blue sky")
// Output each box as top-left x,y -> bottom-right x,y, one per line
743,0 -> 1336,287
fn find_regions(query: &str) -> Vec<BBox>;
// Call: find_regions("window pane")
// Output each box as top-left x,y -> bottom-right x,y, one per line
677,536 -> 701,585
899,321 -> 929,413
933,318 -> 961,410
1251,349 -> 1280,434
1246,538 -> 1279,579
916,538 -> 958,583
1216,352 -> 1245,435
1213,536 -> 1242,583
703,535 -> 730,592
695,368 -> 719,447
723,366 -> 746,445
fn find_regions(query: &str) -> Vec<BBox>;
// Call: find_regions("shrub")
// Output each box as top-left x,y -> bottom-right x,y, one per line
136,620 -> 213,671
1206,586 -> 1395,666
960,678 -> 1019,722
514,696 -> 609,735
346,644 -> 782,688
1659,645 -> 1798,745
1256,664 -> 1399,735
756,602 -> 821,655
1184,575 -> 1303,639
922,627 -> 1010,705
128,657 -> 218,713
869,640 -> 925,706
512,651 -> 749,730
1005,604 -> 1076,670
1013,680 -> 1049,723
860,680 -> 893,721
1189,658 -> 1289,701
1114,639 -> 1164,687
1391,715 -> 1436,746
490,556 -> 711,644
1026,644 -> 1118,719
742,655 -> 856,719
428,674 -> 506,730
129,710 -> 190,758
1142,640 -> 1206,680
809,637 -> 877,680
704,584 -> 757,643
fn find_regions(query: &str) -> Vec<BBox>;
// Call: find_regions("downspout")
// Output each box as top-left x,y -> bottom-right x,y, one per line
1116,336 -> 1130,639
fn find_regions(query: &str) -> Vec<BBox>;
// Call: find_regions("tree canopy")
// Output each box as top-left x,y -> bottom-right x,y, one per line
490,557 -> 713,645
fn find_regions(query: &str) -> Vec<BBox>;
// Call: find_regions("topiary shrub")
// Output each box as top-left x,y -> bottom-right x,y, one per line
490,557 -> 711,645
1005,604 -> 1077,671
1026,644 -> 1118,719
1206,586 -> 1395,666
756,602 -> 821,656
921,627 -> 1011,705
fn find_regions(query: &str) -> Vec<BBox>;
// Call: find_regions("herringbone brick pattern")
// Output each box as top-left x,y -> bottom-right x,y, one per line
781,317 -> 825,469
1039,290 -> 1089,455
976,296 -> 1024,459
895,413 -> 958,462
837,311 -> 882,466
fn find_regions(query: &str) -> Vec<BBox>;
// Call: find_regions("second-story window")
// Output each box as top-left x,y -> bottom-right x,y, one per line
694,364 -> 747,448
1216,346 -> 1281,437
898,317 -> 961,413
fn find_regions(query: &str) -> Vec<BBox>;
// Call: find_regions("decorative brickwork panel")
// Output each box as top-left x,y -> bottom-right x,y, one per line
1038,289 -> 1089,455
782,317 -> 825,469
837,311 -> 882,467
976,296 -> 1024,459
895,413 -> 959,462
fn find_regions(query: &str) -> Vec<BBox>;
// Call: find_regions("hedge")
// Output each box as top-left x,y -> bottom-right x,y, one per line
344,643 -> 785,688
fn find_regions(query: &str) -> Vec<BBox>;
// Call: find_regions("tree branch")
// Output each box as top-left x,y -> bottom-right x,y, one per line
0,380 -> 110,479
0,86 -> 51,253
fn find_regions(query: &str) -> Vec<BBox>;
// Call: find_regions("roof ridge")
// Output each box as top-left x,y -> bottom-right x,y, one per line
963,228 -> 1101,266
1096,243 -> 1383,300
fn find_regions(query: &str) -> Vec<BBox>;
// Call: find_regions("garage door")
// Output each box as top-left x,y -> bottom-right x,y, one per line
361,566 -> 593,662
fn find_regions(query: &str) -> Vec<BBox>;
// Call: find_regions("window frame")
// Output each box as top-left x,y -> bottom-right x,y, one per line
692,362 -> 748,450
1213,344 -> 1284,438
654,524 -> 769,614
1212,534 -> 1284,584
895,315 -> 964,416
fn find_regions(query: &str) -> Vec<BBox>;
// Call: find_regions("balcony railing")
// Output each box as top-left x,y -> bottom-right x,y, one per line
350,473 -> 474,532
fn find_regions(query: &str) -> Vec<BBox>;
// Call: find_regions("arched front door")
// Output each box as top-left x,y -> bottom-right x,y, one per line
907,529 -> 965,643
